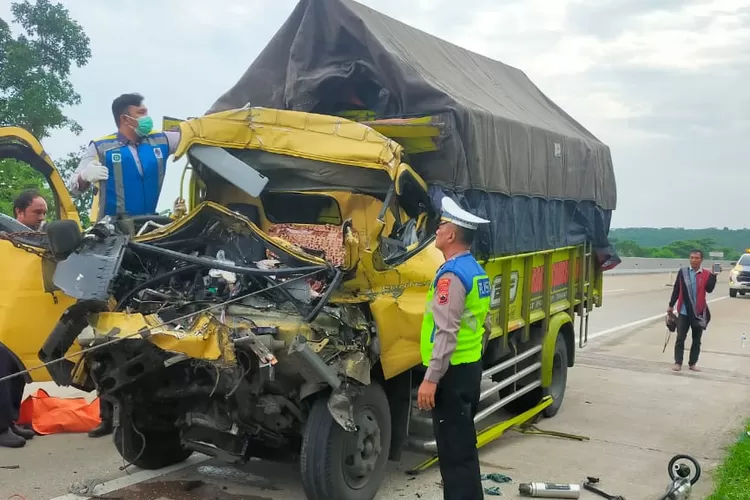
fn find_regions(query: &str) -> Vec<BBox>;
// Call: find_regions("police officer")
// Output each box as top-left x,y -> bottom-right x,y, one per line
417,197 -> 492,500
69,93 -> 182,221
68,93 -> 182,438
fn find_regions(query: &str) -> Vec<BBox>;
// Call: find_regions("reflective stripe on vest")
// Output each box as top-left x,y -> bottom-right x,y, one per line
420,253 -> 491,367
92,132 -> 170,220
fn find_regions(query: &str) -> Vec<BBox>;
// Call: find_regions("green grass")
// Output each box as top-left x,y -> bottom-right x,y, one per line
708,421 -> 750,500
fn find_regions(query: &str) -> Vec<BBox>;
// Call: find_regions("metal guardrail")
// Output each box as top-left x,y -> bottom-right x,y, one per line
605,257 -> 735,275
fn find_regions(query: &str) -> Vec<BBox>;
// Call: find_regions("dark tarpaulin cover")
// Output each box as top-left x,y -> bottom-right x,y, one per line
208,0 -> 620,267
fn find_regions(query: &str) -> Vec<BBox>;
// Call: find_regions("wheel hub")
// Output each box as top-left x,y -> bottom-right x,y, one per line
342,408 -> 382,488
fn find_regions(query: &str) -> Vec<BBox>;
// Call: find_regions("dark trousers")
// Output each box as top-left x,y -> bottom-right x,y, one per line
0,349 -> 25,432
432,361 -> 483,500
100,398 -> 113,422
675,314 -> 704,366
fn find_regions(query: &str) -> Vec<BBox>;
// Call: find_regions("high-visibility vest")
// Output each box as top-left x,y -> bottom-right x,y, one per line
91,132 -> 170,219
420,253 -> 491,367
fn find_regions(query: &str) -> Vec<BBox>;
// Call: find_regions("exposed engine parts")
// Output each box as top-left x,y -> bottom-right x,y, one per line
41,206 -> 376,468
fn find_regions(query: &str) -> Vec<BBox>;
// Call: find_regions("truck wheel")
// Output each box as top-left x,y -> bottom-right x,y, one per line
300,383 -> 392,500
541,332 -> 568,418
502,332 -> 568,418
730,289 -> 737,298
114,413 -> 192,470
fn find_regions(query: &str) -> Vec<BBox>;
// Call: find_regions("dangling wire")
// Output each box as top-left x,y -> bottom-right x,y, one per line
0,268 -> 325,384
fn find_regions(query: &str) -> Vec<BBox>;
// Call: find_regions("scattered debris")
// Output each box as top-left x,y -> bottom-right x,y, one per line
584,476 -> 625,500
519,481 -> 581,498
105,479 -> 266,500
181,480 -> 204,492
196,465 -> 279,491
0,465 -> 20,470
481,472 -> 512,496
68,477 -> 104,497
482,473 -> 512,484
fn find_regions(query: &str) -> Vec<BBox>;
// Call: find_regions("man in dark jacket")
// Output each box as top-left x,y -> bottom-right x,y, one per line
0,347 -> 34,448
667,249 -> 717,372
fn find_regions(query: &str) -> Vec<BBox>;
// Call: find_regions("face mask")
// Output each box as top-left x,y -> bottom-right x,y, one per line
128,115 -> 153,137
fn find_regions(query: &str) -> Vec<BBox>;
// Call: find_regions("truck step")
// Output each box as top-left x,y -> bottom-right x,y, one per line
407,380 -> 542,453
406,345 -> 543,453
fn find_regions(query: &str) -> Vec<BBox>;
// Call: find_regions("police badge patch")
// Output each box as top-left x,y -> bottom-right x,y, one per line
436,277 -> 451,305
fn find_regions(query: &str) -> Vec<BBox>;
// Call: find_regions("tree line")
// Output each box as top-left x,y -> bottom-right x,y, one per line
1,0 -> 92,225
610,234 -> 743,261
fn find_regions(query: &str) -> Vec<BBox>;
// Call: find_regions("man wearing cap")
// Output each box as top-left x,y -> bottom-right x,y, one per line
417,197 -> 492,500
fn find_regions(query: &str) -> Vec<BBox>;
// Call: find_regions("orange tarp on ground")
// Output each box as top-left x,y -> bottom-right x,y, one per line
17,388 -> 101,435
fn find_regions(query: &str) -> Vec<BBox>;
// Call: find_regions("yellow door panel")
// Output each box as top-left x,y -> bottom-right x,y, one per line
0,126 -> 80,380
0,244 -> 77,381
368,241 -> 443,379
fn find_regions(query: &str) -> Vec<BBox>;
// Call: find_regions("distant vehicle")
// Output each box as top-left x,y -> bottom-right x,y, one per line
728,253 -> 750,297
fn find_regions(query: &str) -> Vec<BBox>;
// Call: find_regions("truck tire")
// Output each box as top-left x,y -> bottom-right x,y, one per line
540,331 -> 569,418
503,332 -> 568,418
300,383 -> 392,500
730,289 -> 737,298
114,413 -> 192,470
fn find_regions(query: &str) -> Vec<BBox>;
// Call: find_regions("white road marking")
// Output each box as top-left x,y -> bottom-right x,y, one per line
604,288 -> 626,294
48,454 -> 212,500
587,296 -> 729,342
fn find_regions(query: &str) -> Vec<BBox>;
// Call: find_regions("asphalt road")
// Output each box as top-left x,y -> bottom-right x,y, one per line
1,273 -> 747,500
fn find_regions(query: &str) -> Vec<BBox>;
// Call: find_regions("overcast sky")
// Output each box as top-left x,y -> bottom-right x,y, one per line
2,0 -> 748,229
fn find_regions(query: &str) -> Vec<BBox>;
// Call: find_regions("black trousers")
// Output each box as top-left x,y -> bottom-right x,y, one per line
0,349 -> 25,432
100,398 -> 113,422
432,361 -> 484,500
675,314 -> 704,366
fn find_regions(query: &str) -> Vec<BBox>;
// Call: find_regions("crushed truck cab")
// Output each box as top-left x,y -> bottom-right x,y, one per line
27,107 -> 443,498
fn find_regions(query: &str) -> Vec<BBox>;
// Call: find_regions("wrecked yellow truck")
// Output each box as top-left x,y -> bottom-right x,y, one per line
3,107 -> 604,500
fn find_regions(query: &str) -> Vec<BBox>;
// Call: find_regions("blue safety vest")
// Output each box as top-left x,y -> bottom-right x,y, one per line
91,132 -> 170,219
420,252 -> 491,366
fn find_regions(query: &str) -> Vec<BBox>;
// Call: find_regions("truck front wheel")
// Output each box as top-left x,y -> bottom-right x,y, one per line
300,383 -> 392,500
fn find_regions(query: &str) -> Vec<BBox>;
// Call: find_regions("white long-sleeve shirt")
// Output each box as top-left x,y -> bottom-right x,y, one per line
69,130 -> 181,196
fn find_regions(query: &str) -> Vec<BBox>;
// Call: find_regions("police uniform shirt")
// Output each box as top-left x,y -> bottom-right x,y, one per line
423,252 -> 493,384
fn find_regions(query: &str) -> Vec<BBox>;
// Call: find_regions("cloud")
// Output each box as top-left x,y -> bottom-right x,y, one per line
0,0 -> 746,229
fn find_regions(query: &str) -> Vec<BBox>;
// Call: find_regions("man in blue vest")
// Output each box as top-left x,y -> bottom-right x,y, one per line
69,93 -> 182,221
69,93 -> 181,438
417,197 -> 492,500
